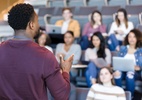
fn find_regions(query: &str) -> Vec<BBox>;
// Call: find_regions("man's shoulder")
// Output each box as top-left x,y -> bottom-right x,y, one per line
32,42 -> 52,54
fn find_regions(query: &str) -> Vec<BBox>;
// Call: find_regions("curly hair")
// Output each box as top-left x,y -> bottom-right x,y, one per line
8,3 -> 35,30
124,29 -> 142,48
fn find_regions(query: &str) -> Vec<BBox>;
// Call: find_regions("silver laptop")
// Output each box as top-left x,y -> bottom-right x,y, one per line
112,57 -> 135,72
45,25 -> 61,34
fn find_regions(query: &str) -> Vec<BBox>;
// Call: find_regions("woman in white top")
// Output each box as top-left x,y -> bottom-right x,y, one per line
35,32 -> 53,53
108,8 -> 134,51
86,67 -> 126,100
85,32 -> 111,87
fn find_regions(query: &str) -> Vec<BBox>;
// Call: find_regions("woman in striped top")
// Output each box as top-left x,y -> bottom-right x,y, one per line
86,67 -> 126,100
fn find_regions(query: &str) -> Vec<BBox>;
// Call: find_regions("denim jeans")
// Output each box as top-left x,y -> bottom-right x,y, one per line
107,34 -> 122,51
80,36 -> 90,50
114,71 -> 141,96
85,62 -> 100,87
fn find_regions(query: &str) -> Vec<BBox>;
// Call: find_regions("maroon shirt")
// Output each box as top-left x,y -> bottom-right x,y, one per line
0,40 -> 70,100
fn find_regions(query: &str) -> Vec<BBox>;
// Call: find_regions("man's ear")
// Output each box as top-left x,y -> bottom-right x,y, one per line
28,21 -> 34,30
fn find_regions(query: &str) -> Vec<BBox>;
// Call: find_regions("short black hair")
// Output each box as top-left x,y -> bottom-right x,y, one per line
8,3 -> 35,30
64,30 -> 74,37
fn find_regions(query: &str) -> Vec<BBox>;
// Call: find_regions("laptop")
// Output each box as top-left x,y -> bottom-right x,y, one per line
45,25 -> 61,34
112,57 -> 135,72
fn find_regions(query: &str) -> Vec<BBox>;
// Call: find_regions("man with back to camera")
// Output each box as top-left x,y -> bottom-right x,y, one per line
0,3 -> 74,100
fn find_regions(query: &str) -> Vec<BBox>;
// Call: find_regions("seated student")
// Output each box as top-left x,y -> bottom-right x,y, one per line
81,10 -> 106,50
55,31 -> 81,64
85,32 -> 111,87
86,67 -> 126,100
55,31 -> 81,83
35,31 -> 53,53
108,8 -> 134,51
55,8 -> 80,38
114,29 -> 142,97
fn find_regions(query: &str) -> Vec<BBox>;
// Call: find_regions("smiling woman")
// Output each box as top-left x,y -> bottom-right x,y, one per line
55,30 -> 81,65
113,29 -> 142,97
85,31 -> 111,87
86,67 -> 126,100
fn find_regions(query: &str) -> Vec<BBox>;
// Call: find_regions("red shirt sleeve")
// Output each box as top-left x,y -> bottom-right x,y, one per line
43,52 -> 70,100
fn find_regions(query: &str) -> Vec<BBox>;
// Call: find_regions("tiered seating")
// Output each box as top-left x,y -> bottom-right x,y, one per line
0,0 -> 141,99
47,0 -> 67,7
125,5 -> 142,27
24,0 -> 47,6
108,0 -> 129,7
0,21 -> 14,40
101,6 -> 120,32
87,0 -> 108,10
24,0 -> 142,34
38,7 -> 55,26
137,12 -> 142,29
74,6 -> 98,32
67,0 -> 86,7
137,24 -> 142,32
130,0 -> 142,5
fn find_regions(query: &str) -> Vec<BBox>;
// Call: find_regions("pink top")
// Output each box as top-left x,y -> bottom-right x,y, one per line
82,22 -> 106,37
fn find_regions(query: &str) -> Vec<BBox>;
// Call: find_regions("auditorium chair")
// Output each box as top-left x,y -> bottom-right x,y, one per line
38,7 -> 55,26
87,0 -> 108,10
67,0 -> 86,7
129,0 -> 142,5
0,21 -> 14,39
137,24 -> 142,32
108,0 -> 129,8
24,0 -> 47,6
101,6 -> 120,32
47,0 -> 67,7
125,5 -> 142,27
73,6 -> 98,31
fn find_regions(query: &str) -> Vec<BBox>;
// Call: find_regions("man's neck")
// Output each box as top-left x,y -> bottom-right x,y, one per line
14,30 -> 33,40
